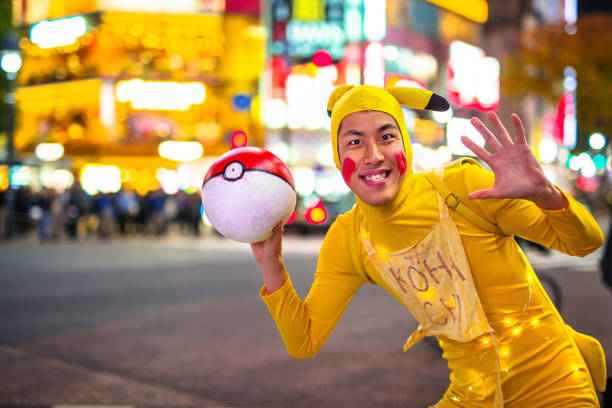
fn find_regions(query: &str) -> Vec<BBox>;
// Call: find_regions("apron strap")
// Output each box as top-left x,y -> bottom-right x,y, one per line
424,169 -> 505,235
435,169 -> 450,219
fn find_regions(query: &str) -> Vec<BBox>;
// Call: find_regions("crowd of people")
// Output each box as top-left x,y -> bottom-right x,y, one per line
0,184 -> 204,242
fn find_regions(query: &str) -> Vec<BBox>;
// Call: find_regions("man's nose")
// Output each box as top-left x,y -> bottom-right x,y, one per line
364,142 -> 384,164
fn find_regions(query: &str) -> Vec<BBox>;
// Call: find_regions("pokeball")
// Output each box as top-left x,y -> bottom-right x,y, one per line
201,147 -> 296,243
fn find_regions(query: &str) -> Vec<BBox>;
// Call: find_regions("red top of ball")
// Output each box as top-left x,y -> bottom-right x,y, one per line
202,147 -> 295,189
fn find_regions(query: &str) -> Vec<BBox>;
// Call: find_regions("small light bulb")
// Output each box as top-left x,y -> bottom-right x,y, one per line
513,328 -> 520,335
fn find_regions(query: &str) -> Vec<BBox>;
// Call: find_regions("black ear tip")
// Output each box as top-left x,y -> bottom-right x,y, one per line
425,94 -> 450,112
327,109 -> 332,118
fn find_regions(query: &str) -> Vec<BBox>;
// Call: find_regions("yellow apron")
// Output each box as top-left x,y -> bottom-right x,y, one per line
360,188 -> 504,407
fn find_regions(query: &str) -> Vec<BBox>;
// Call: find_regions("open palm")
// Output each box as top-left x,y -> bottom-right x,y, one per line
461,112 -> 561,207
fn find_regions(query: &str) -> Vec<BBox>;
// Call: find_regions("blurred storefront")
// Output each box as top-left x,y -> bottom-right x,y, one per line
11,0 -> 265,196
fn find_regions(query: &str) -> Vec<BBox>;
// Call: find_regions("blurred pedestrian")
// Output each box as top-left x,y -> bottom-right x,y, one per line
35,187 -> 55,242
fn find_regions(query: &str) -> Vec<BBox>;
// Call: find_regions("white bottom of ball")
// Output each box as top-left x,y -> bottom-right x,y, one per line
201,171 -> 297,243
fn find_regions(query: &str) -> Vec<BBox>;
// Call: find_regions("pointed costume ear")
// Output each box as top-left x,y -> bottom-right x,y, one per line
386,86 -> 450,112
327,84 -> 354,117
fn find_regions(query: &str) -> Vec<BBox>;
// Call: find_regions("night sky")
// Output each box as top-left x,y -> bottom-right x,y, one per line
579,0 -> 612,15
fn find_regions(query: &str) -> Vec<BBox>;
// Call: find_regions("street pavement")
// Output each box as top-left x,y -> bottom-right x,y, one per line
0,233 -> 610,408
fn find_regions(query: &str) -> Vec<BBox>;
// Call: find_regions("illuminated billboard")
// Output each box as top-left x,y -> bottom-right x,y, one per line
447,40 -> 499,111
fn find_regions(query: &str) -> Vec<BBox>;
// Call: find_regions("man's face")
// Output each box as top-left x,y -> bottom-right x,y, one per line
337,110 -> 407,207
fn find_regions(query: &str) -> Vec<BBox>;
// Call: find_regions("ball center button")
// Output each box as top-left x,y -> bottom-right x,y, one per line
223,161 -> 245,181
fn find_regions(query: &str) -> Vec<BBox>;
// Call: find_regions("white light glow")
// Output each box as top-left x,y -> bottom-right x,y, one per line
538,138 -> 558,164
285,66 -> 336,130
317,145 -> 335,166
156,168 -> 180,195
293,167 -> 316,196
565,0 -> 577,25
447,117 -> 485,156
100,80 -> 116,128
41,169 -> 74,190
448,41 -> 500,110
345,0 -> 363,42
10,166 -> 33,187
264,98 -> 287,129
81,165 -> 122,195
158,141 -> 203,162
543,168 -> 556,183
268,142 -> 291,163
34,143 -> 64,161
589,132 -> 606,150
116,79 -> 206,111
563,76 -> 577,92
0,52 -> 22,73
364,41 -> 385,87
568,155 -> 582,171
98,0 -> 210,13
31,16 -> 87,49
412,144 -> 453,171
345,63 -> 362,85
579,153 -> 596,178
363,0 -> 386,41
432,107 -> 453,124
384,45 -> 399,60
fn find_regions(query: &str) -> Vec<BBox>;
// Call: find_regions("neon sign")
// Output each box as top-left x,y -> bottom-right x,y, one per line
447,41 -> 499,111
271,0 -> 346,60
115,79 -> 206,111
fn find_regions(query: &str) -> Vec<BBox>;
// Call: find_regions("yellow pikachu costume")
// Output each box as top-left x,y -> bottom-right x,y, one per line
261,84 -> 606,407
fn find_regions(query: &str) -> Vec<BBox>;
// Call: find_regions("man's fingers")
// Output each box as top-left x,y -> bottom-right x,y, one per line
470,117 -> 503,152
486,111 -> 514,146
511,113 -> 528,145
461,136 -> 492,164
468,188 -> 501,200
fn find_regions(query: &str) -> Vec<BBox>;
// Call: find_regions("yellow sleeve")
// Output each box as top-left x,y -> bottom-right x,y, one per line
445,161 -> 604,257
260,214 -> 366,359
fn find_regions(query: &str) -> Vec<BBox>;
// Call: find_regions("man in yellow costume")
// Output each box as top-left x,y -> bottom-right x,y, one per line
250,83 -> 607,407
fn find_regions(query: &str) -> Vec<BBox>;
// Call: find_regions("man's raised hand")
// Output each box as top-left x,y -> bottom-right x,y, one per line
460,112 -> 567,210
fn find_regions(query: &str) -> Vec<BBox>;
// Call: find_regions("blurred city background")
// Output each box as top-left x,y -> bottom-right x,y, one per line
0,0 -> 611,241
1,1 -> 612,407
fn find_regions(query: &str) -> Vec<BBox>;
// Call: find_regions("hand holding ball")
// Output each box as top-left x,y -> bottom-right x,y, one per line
201,147 -> 296,243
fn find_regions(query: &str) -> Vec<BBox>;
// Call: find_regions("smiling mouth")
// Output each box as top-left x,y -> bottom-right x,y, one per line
360,170 -> 390,183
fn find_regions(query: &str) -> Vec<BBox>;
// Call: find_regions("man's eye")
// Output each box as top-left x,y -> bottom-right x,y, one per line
348,139 -> 361,145
381,133 -> 394,141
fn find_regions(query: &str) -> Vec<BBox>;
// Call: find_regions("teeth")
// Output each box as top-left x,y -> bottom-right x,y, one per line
365,172 -> 387,181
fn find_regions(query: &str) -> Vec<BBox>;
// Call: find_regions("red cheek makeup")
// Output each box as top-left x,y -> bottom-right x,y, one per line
342,157 -> 356,185
395,151 -> 407,176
